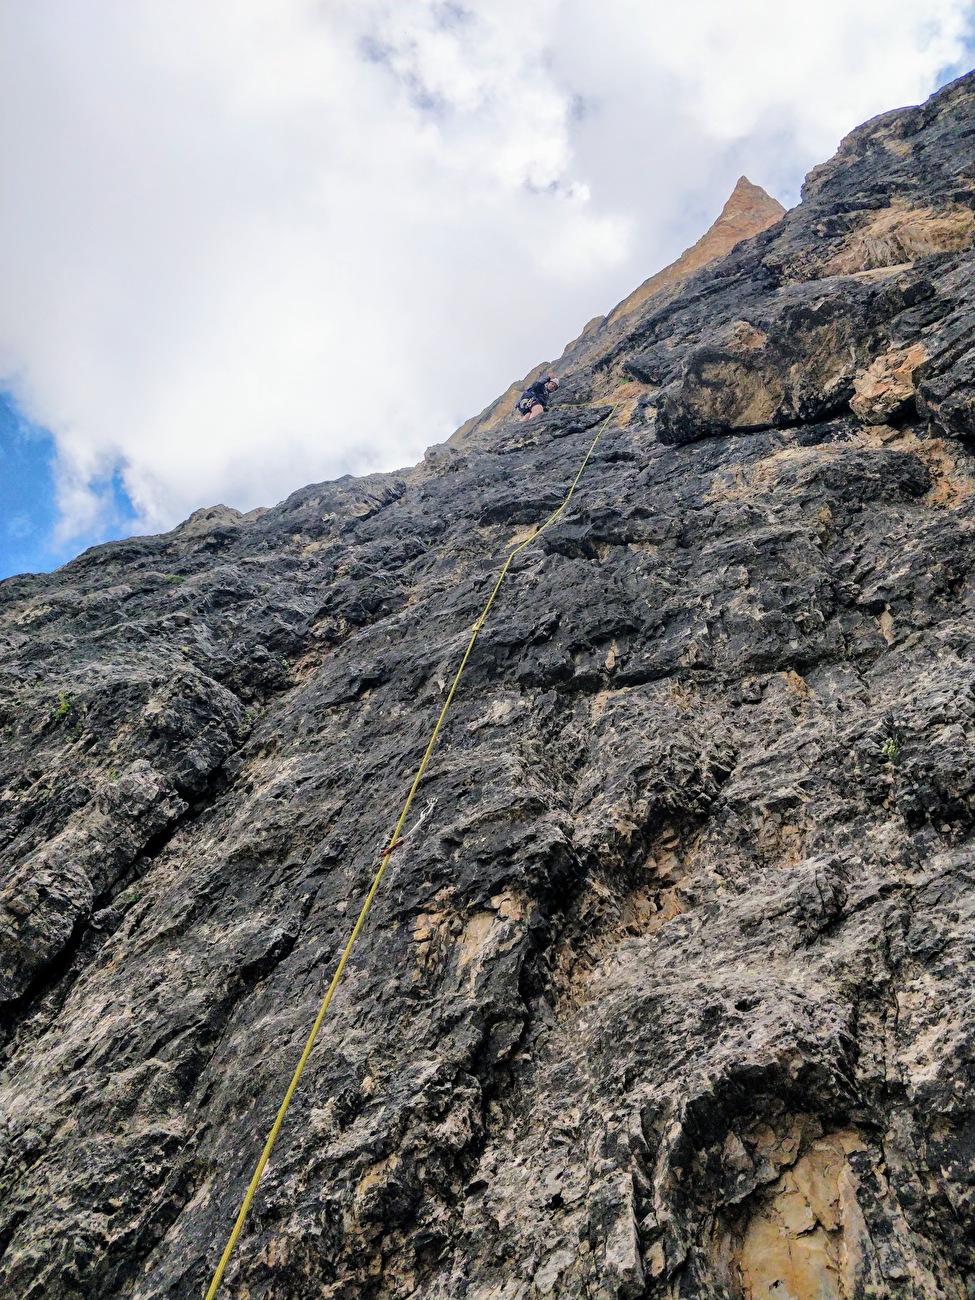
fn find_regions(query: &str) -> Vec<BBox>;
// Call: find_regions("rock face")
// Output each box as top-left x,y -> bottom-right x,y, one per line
2,71 -> 975,1300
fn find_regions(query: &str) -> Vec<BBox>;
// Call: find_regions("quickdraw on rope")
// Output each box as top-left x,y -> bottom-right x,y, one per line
204,401 -> 619,1298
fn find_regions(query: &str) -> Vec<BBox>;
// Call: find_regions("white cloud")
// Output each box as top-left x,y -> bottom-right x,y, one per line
0,0 -> 972,542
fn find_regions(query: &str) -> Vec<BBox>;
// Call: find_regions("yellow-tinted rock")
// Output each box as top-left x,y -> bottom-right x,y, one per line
851,343 -> 928,424
825,202 -> 975,276
734,1132 -> 867,1300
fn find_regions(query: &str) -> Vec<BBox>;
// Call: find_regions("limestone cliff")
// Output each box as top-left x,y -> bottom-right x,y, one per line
2,71 -> 975,1300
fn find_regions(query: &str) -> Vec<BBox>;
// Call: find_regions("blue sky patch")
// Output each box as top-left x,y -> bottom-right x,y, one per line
0,392 -> 138,581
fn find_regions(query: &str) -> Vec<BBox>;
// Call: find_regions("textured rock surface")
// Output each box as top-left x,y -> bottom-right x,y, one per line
2,72 -> 975,1300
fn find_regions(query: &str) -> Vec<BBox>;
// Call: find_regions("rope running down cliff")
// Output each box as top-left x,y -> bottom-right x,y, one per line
204,400 -> 621,1298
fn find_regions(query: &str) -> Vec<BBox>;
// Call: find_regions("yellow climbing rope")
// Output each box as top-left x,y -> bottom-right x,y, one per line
204,402 -> 619,1298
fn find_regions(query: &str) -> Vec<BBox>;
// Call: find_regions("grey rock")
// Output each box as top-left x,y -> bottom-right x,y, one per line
1,69 -> 975,1300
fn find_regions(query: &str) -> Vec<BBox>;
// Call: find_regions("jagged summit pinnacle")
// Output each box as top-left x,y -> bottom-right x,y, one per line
454,175 -> 786,445
604,175 -> 786,326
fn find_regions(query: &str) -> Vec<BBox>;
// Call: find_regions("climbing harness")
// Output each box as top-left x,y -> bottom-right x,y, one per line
517,374 -> 558,417
204,401 -> 620,1298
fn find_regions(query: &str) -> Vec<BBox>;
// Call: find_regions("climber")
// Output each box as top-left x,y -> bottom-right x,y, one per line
517,372 -> 559,420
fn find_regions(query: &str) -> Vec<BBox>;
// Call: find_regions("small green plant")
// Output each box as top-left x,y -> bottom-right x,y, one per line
162,574 -> 186,586
51,690 -> 73,724
881,736 -> 900,762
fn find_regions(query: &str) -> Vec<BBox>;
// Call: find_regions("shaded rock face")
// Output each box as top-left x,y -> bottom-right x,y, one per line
1,71 -> 975,1300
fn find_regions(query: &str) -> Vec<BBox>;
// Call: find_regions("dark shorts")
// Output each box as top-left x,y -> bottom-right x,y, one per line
517,394 -> 544,416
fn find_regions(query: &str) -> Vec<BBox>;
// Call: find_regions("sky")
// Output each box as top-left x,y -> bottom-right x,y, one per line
1,2 -> 974,579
